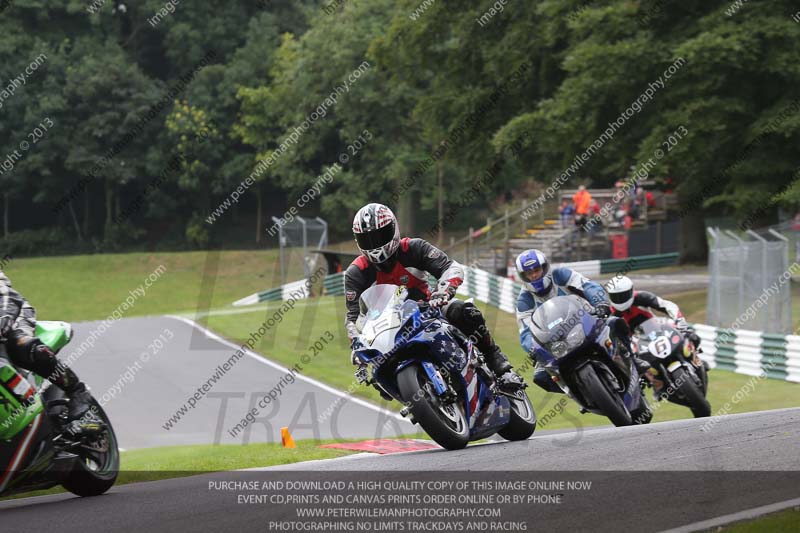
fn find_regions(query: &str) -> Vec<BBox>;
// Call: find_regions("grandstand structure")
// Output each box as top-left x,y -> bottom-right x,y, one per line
442,182 -> 679,275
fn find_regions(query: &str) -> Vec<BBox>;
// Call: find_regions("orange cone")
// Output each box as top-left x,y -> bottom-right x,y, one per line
281,427 -> 296,448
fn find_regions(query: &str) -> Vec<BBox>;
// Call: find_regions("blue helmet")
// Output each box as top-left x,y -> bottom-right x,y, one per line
515,249 -> 552,296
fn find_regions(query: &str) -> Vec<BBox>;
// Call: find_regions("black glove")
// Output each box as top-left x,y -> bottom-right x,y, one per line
429,284 -> 457,309
594,303 -> 611,319
0,315 -> 14,336
687,331 -> 701,349
350,337 -> 364,366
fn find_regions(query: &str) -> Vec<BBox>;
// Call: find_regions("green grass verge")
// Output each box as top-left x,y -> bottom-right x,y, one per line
665,284 -> 800,333
4,250 -> 308,323
201,295 -> 800,432
2,439 -> 356,501
718,507 -> 800,532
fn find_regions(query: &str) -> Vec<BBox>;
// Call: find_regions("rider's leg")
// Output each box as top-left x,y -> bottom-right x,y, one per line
7,327 -> 92,420
608,317 -> 651,376
443,300 -> 519,382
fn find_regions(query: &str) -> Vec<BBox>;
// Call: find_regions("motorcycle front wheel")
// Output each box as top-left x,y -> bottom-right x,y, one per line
576,364 -> 632,427
397,363 -> 469,450
497,389 -> 536,441
671,366 -> 711,418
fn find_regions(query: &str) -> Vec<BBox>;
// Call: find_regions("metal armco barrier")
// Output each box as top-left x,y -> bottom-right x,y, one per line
235,255 -> 798,383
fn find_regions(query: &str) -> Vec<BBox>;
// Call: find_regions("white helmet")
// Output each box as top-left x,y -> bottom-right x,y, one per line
607,275 -> 635,311
352,203 -> 400,266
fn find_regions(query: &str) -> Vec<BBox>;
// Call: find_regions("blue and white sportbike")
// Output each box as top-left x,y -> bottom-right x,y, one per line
524,295 -> 652,427
353,285 -> 536,450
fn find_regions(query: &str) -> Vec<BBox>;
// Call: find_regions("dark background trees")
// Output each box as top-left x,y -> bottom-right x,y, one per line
0,0 -> 797,261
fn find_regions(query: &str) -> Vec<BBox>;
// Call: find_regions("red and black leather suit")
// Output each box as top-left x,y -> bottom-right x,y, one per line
344,237 -> 512,375
612,290 -> 700,348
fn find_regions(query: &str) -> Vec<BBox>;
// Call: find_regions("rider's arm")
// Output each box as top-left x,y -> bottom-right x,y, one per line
407,238 -> 464,291
516,290 -> 537,355
552,267 -> 608,307
634,291 -> 686,325
343,262 -> 373,341
0,271 -> 25,323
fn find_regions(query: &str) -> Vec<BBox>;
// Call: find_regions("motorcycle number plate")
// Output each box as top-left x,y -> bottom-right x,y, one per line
667,361 -> 682,372
649,336 -> 672,359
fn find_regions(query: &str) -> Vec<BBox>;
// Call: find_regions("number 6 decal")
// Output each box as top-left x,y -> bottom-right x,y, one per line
649,336 -> 672,358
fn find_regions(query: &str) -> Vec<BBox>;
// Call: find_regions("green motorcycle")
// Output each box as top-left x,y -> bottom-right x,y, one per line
0,321 -> 119,498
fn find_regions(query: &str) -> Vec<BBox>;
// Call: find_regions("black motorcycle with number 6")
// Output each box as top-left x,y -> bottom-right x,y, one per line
634,318 -> 710,418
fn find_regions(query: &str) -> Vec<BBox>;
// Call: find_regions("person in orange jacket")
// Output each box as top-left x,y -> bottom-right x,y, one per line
572,185 -> 592,228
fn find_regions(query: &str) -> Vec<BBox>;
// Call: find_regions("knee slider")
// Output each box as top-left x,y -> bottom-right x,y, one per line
610,317 -> 630,337
30,341 -> 57,367
18,337 -> 59,375
461,302 -> 486,329
444,298 -> 465,323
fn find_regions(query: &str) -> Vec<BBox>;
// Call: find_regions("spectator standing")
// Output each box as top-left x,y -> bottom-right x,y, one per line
559,199 -> 575,228
573,185 -> 592,229
587,199 -> 602,234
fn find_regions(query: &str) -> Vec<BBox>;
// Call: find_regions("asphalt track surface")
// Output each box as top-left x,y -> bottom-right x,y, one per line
63,316 -> 413,449
268,407 -> 800,472
1,409 -> 798,532
630,271 -> 708,293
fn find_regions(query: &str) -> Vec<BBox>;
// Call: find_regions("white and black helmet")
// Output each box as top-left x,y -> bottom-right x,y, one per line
607,275 -> 635,311
352,203 -> 400,265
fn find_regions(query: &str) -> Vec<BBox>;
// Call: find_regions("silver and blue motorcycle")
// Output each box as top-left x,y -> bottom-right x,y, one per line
523,295 -> 652,427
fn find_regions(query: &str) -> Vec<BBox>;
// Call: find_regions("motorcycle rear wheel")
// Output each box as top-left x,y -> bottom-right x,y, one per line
576,364 -> 632,427
397,363 -> 469,450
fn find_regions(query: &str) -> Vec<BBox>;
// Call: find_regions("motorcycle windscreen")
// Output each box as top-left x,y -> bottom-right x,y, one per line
358,284 -> 406,316
637,317 -> 671,337
358,284 -> 412,352
529,295 -> 594,346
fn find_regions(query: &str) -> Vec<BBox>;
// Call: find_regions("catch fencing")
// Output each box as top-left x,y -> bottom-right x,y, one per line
707,227 -> 792,334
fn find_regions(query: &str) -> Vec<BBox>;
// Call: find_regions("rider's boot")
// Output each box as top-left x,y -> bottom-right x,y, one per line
632,355 -> 651,377
478,334 -> 524,390
62,381 -> 93,421
10,336 -> 93,422
615,332 -> 651,377
39,350 -> 92,422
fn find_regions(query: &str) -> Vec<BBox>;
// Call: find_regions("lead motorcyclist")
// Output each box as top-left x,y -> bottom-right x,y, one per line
345,203 -> 523,394
515,249 -> 646,393
0,271 -> 92,422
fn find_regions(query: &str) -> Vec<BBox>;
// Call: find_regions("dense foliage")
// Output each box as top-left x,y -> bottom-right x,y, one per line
0,0 -> 797,260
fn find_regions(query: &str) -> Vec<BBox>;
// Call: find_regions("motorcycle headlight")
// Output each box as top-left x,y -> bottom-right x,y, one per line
549,341 -> 570,358
547,325 -> 585,359
566,323 -> 586,349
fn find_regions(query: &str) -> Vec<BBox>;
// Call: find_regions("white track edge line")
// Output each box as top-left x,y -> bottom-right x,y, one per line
165,315 -> 407,423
